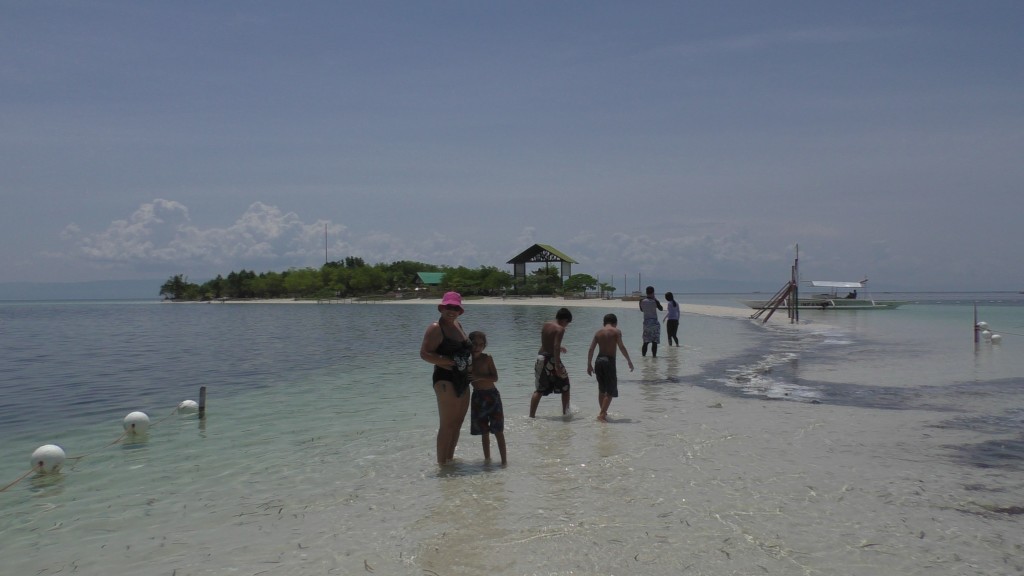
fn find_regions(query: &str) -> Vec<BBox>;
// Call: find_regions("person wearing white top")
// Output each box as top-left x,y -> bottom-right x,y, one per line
663,291 -> 680,347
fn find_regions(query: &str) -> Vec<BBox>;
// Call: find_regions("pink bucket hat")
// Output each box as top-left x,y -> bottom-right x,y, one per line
438,291 -> 463,312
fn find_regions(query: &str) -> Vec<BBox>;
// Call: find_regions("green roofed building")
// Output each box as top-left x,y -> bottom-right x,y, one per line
415,272 -> 445,289
506,243 -> 577,285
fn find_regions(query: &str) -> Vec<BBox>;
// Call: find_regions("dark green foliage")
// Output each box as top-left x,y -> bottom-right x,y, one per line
160,259 -> 515,301
563,273 -> 598,294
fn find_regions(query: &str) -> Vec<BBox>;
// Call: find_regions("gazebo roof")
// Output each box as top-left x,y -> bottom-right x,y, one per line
507,243 -> 577,265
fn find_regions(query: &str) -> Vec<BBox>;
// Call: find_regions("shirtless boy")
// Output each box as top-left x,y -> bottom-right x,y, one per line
529,307 -> 572,417
468,331 -> 507,465
586,313 -> 634,422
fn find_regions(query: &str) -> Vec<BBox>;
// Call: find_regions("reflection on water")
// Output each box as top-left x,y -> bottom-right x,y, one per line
2,298 -> 1024,575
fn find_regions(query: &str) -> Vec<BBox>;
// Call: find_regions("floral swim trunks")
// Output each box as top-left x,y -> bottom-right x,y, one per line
534,353 -> 570,396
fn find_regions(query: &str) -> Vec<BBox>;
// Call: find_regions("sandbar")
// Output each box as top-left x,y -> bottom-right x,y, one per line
210,295 -> 752,319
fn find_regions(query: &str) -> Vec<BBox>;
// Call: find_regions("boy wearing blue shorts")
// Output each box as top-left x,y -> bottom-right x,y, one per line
468,331 -> 507,465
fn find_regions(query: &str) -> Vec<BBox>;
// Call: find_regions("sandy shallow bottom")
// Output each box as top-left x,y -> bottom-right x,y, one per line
8,382 -> 1020,576
5,297 -> 1021,575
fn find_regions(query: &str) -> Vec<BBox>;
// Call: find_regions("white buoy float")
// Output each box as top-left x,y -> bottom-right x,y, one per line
976,321 -> 989,331
981,330 -> 992,341
31,444 -> 66,474
177,399 -> 199,414
123,411 -> 151,434
990,334 -> 1002,344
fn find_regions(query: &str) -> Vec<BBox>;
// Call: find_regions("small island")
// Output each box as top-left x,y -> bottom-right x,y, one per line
160,257 -> 617,302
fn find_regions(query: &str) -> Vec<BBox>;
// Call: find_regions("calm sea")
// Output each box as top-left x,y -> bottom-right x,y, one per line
1,294 -> 1022,575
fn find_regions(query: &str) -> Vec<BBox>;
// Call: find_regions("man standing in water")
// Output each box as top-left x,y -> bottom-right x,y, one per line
639,286 -> 663,357
529,307 -> 573,417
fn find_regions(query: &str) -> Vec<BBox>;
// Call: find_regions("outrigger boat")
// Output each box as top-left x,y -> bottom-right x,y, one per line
742,280 -> 907,311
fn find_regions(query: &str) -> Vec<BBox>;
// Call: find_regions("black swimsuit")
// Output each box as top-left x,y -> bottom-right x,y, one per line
432,321 -> 472,397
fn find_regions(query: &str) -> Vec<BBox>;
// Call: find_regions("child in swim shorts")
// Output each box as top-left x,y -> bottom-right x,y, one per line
468,331 -> 507,466
586,313 -> 634,422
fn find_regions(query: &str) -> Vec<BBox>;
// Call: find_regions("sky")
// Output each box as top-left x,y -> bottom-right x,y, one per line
2,1 -> 1022,294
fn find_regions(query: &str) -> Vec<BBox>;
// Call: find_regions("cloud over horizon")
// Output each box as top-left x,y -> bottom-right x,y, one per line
50,199 -> 798,292
4,3 -> 1022,292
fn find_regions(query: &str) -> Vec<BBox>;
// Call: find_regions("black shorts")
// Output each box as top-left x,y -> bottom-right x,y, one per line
594,355 -> 618,397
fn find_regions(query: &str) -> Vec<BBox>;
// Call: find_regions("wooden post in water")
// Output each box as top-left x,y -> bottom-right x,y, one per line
198,386 -> 207,419
974,303 -> 979,343
793,244 -> 800,324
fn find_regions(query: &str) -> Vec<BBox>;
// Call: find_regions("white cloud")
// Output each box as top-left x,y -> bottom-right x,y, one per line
50,192 -> 1020,292
64,200 -> 346,274
61,200 -> 781,287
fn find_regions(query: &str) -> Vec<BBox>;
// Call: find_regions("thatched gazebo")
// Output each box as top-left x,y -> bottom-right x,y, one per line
507,244 -> 577,287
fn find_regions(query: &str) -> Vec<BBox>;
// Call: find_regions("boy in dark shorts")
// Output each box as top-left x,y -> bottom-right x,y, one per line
468,331 -> 507,465
586,313 -> 634,422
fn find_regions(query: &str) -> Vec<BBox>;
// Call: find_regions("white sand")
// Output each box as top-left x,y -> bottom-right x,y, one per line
211,295 -> 754,319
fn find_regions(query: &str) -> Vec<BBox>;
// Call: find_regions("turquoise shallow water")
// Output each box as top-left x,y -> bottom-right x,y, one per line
1,295 -> 1022,575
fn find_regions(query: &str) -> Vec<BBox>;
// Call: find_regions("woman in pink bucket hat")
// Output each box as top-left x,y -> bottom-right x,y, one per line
419,291 -> 473,465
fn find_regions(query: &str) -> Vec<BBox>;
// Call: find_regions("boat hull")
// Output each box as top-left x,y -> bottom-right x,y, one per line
741,298 -> 907,310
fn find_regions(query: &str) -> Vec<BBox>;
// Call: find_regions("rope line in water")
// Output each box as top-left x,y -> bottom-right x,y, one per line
65,429 -> 130,463
1,405 -> 188,493
0,469 -> 35,493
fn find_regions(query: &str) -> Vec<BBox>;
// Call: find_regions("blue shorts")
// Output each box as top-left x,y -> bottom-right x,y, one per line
470,388 -> 504,435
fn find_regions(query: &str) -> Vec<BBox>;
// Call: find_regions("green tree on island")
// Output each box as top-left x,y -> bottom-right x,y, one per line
159,258 -> 593,301
563,273 -> 598,295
